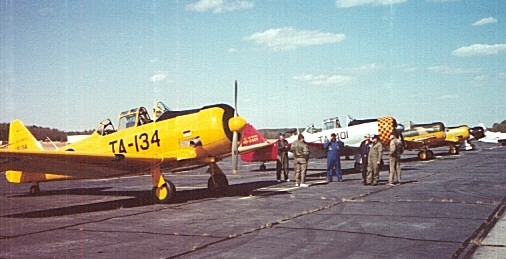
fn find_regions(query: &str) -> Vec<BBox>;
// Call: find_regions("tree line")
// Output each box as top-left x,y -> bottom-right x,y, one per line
1,120 -> 505,142
0,123 -> 93,142
491,120 -> 506,133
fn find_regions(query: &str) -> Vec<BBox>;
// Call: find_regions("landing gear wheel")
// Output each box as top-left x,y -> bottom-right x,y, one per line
418,151 -> 427,160
449,146 -> 459,155
259,164 -> 267,171
427,150 -> 435,159
151,180 -> 176,204
208,174 -> 229,190
29,184 -> 40,195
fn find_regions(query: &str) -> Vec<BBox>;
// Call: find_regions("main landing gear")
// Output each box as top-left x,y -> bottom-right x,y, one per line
206,163 -> 229,191
449,145 -> 459,155
151,166 -> 176,204
417,150 -> 435,160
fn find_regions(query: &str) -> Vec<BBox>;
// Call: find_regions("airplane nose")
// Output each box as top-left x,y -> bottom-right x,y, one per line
229,116 -> 247,133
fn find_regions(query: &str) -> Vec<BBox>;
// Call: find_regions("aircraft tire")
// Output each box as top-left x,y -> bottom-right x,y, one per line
449,147 -> 459,155
418,151 -> 427,160
260,164 -> 267,171
208,174 -> 229,191
152,181 -> 176,204
29,184 -> 40,195
427,150 -> 435,159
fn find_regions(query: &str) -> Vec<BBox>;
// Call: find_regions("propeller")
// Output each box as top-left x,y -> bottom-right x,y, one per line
229,80 -> 246,174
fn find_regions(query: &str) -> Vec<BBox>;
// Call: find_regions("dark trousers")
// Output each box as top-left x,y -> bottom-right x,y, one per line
276,153 -> 289,180
361,155 -> 368,182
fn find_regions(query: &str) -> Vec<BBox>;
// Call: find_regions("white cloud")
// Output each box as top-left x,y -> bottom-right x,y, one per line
293,74 -> 354,86
440,94 -> 459,100
227,48 -> 237,53
452,44 -> 506,57
244,27 -> 346,51
336,0 -> 407,8
472,17 -> 497,26
427,65 -> 480,75
150,72 -> 170,83
395,64 -> 418,73
38,8 -> 54,17
185,0 -> 253,14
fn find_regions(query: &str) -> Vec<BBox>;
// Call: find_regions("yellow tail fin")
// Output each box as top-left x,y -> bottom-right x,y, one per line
6,119 -> 44,184
8,119 -> 43,151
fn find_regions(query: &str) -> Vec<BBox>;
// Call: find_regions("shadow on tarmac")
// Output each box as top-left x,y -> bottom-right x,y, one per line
2,181 -> 281,219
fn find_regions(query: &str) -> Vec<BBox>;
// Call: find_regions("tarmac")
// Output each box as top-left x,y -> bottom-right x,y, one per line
0,142 -> 504,258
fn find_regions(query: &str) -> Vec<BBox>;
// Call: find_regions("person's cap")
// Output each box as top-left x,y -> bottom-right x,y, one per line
279,132 -> 285,136
364,134 -> 370,138
330,133 -> 336,137
372,135 -> 380,139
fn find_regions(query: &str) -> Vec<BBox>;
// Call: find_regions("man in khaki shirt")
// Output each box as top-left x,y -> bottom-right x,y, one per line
366,135 -> 383,185
290,134 -> 309,187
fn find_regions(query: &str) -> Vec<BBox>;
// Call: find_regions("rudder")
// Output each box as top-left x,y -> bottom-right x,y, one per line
6,119 -> 44,184
8,119 -> 43,151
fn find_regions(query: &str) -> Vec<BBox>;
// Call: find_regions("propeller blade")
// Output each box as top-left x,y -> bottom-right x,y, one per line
232,131 -> 239,174
232,80 -> 239,174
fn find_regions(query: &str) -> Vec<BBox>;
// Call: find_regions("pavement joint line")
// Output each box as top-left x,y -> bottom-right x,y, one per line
275,225 -> 463,244
452,196 -> 506,258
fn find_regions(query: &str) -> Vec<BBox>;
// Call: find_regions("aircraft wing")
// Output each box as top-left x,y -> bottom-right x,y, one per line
0,149 -> 196,179
406,135 -> 438,143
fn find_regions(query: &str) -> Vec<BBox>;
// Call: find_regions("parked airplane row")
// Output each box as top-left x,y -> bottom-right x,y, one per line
240,114 -> 488,171
0,81 -> 499,203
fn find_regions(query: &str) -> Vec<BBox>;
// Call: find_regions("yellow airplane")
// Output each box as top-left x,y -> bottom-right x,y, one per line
401,121 -> 446,160
441,125 -> 470,155
0,81 -> 259,203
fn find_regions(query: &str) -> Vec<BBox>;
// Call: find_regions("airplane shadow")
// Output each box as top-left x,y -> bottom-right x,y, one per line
3,181 -> 281,219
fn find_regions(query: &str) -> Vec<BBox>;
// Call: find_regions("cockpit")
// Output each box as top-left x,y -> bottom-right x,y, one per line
118,106 -> 153,130
153,101 -> 171,120
94,102 -> 170,136
96,118 -> 116,136
322,117 -> 341,130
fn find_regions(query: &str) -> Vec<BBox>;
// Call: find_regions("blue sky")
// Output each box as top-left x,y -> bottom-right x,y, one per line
1,0 -> 505,131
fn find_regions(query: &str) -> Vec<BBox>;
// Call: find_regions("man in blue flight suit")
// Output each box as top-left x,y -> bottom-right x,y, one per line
324,133 -> 345,182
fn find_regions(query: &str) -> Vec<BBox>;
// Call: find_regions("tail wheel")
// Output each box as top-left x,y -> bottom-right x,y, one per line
449,146 -> 459,155
29,184 -> 40,195
152,180 -> 176,204
260,164 -> 267,171
418,151 -> 427,160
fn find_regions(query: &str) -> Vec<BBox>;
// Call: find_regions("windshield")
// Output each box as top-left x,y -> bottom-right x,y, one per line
322,117 -> 341,130
154,101 -> 172,119
96,119 -> 116,136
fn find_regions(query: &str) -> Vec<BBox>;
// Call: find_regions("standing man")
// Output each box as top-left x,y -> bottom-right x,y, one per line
290,134 -> 310,187
324,133 -> 345,182
358,135 -> 372,184
388,132 -> 402,186
276,132 -> 290,183
366,135 -> 383,186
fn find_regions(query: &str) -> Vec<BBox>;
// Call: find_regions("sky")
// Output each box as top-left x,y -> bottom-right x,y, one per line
1,0 -> 505,131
